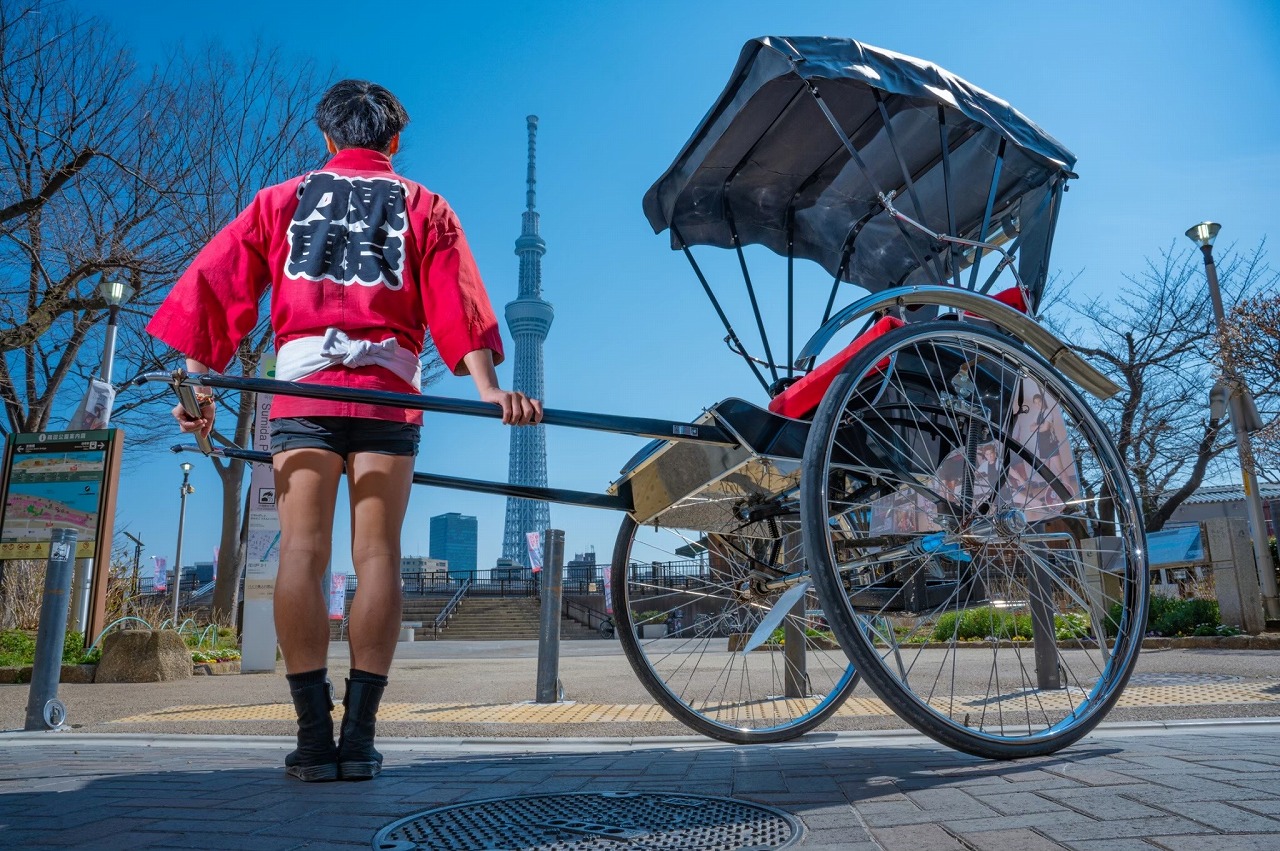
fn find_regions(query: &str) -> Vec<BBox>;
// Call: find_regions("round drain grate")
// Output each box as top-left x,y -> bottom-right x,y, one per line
1127,672 -> 1243,686
372,791 -> 802,850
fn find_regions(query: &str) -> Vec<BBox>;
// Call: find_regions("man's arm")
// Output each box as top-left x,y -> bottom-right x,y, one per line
462,349 -> 542,426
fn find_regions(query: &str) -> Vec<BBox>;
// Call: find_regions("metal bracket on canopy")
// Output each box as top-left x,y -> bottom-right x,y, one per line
806,83 -> 949,291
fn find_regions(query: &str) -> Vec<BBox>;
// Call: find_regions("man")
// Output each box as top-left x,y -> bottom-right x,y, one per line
149,80 -> 541,781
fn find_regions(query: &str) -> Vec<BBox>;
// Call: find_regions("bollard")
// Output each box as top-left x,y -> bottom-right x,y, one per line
535,529 -> 566,703
25,528 -> 78,731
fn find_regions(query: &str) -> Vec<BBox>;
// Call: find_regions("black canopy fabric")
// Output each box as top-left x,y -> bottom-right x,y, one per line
644,36 -> 1077,302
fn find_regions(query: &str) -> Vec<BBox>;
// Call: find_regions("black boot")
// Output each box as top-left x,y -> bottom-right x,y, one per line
284,671 -> 338,782
337,670 -> 387,780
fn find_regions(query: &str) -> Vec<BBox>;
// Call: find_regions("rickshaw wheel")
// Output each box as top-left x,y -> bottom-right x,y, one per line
611,514 -> 860,744
801,321 -> 1148,759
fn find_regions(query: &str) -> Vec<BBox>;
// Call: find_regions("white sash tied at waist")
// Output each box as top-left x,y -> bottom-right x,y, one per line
275,329 -> 422,391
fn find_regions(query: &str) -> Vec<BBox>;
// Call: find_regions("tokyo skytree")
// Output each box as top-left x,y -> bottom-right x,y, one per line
501,116 -> 553,567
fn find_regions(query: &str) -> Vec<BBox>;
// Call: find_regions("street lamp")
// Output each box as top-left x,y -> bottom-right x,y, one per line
97,277 -> 135,387
122,531 -> 144,615
171,461 -> 195,625
1186,221 -> 1280,619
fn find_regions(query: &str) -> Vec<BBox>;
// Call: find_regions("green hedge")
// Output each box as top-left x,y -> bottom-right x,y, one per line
0,629 -> 96,667
1104,595 -> 1229,638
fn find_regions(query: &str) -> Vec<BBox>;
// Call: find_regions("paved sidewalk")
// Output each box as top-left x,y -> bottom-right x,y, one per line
2,720 -> 1280,850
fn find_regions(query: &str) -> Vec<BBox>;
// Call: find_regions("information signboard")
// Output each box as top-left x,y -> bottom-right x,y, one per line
0,430 -> 116,560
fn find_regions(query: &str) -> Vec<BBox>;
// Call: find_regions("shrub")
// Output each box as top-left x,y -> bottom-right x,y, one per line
0,629 -> 35,664
930,608 -> 1032,641
61,631 -> 85,664
633,610 -> 668,625
1107,595 -> 1224,638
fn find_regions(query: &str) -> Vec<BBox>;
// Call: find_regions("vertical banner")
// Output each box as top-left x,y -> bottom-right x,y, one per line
242,356 -> 280,673
153,556 -> 167,592
328,572 -> 347,620
527,531 -> 543,573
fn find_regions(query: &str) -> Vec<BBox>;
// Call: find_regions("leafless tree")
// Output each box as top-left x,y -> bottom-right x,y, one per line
1221,285 -> 1280,481
0,1 -> 190,434
1050,242 -> 1278,531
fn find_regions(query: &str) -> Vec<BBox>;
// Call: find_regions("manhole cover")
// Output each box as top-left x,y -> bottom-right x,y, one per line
372,791 -> 802,850
1127,672 -> 1243,686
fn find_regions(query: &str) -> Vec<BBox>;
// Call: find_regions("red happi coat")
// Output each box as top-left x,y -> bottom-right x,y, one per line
147,148 -> 504,423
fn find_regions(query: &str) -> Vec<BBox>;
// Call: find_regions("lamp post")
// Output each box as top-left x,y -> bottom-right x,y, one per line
98,278 -> 135,387
1186,221 -> 1280,620
122,531 -> 144,615
171,462 -> 194,625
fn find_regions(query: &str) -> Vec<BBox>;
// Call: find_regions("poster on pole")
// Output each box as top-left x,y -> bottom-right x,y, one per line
526,531 -> 543,573
153,556 -> 168,592
328,572 -> 347,620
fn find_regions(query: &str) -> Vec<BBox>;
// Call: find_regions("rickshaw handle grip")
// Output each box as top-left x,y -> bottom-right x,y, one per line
796,285 -> 1122,401
174,378 -> 215,455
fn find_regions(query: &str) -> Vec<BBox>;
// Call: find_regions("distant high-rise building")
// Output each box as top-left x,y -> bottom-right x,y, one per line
429,513 -> 478,579
502,116 -> 553,567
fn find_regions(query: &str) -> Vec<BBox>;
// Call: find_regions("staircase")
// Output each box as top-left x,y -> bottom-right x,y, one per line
330,595 -> 603,640
436,597 -> 601,640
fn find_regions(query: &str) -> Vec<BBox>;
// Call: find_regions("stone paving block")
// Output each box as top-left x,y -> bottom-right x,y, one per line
953,826 -> 1066,851
1155,836 -> 1280,851
969,790 -> 1074,816
1039,814 -> 1217,842
733,770 -> 788,792
1036,787 -> 1168,820
996,769 -> 1086,790
1195,759 -> 1280,773
871,823 -> 969,850
1155,800 -> 1280,832
1235,798 -> 1280,817
1040,765 -> 1141,786
802,824 -> 873,845
938,812 -> 1097,834
1061,839 -> 1163,851
905,787 -> 1001,816
253,819 -> 377,845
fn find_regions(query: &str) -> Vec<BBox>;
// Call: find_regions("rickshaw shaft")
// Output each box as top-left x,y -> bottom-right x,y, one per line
146,372 -> 739,447
181,445 -> 632,512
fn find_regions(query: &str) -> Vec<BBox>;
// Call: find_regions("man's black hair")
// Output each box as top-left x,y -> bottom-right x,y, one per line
315,80 -> 409,153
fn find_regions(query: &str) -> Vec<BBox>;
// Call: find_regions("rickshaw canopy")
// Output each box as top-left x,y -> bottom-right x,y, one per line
644,36 -> 1077,303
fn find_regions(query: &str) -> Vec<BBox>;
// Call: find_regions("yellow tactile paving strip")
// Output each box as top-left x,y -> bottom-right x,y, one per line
111,682 -> 1280,725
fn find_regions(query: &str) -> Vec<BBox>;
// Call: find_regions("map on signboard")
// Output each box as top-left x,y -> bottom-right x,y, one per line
0,431 -> 112,559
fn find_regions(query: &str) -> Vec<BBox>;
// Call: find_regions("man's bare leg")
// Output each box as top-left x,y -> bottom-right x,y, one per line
272,448 -> 344,673
338,450 -> 414,779
273,447 -> 344,782
345,451 -> 414,674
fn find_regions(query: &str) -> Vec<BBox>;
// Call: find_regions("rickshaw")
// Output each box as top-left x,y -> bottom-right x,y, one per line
148,36 -> 1148,759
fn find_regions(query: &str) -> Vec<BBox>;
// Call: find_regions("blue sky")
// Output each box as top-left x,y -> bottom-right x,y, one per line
77,0 -> 1280,577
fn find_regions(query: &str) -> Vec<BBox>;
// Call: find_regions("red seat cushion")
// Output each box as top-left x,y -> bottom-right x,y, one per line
768,316 -> 905,419
966,285 -> 1029,316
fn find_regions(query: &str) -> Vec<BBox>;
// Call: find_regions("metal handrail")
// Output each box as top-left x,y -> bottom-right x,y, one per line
562,597 -> 611,632
433,580 -> 471,637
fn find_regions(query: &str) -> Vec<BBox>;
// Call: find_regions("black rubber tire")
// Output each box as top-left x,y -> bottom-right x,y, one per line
611,514 -> 860,744
801,320 -> 1148,760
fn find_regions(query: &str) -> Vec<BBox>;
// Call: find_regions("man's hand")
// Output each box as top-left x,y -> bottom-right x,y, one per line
463,348 -> 544,426
173,397 -> 216,439
479,387 -> 543,426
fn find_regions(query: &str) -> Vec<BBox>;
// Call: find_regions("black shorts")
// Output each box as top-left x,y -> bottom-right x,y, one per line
269,417 -> 420,457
